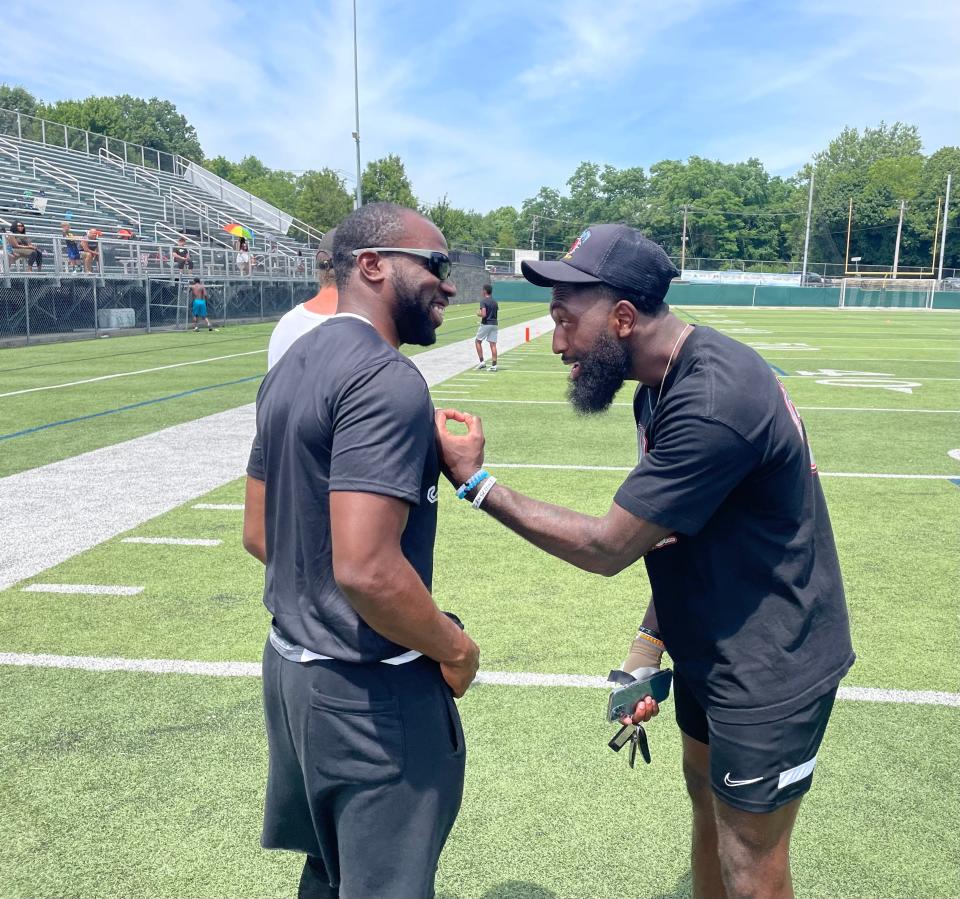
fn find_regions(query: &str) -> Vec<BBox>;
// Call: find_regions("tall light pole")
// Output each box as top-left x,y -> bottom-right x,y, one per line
352,0 -> 363,208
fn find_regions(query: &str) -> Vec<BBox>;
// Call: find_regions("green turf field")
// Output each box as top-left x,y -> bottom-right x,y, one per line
1,306 -> 958,898
0,302 -> 547,477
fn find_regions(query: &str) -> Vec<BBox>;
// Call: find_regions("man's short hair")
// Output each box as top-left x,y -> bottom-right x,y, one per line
333,203 -> 409,290
482,284 -> 492,296
596,282 -> 664,316
192,277 -> 201,284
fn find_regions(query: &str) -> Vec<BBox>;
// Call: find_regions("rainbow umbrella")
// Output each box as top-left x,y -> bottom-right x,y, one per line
224,223 -> 253,241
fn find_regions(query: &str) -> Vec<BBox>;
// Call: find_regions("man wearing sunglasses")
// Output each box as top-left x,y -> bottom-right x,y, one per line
244,202 -> 478,899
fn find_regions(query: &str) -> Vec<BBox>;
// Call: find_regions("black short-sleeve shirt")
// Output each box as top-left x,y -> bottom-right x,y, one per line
480,299 -> 498,324
614,326 -> 854,722
247,316 -> 440,662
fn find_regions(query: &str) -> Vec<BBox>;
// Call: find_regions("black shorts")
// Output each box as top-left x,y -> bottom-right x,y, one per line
261,639 -> 466,898
674,669 -> 838,813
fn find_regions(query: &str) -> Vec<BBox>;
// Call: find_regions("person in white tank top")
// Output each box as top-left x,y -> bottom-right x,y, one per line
267,228 -> 339,370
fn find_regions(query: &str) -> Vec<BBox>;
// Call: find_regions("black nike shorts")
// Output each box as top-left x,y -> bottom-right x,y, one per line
673,669 -> 838,813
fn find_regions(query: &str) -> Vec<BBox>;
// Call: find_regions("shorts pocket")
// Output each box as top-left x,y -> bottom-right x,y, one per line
308,691 -> 404,785
441,687 -> 466,756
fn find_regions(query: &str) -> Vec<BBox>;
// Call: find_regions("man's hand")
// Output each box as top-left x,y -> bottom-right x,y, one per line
435,408 -> 486,487
620,696 -> 660,726
440,632 -> 480,698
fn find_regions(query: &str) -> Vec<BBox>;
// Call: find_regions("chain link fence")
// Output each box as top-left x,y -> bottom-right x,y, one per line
0,277 -> 314,344
0,262 -> 489,345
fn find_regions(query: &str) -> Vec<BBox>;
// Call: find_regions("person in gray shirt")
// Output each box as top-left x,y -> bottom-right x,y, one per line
243,202 -> 479,899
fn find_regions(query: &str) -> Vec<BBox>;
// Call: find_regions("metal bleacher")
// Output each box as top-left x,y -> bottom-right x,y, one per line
0,107 -> 322,282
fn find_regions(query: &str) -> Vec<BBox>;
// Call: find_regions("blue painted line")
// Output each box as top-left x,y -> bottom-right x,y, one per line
950,479 -> 960,489
0,375 -> 263,442
769,363 -> 788,376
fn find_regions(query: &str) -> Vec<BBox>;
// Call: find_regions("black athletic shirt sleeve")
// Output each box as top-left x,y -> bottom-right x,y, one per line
328,360 -> 432,505
615,413 -> 760,536
247,433 -> 265,481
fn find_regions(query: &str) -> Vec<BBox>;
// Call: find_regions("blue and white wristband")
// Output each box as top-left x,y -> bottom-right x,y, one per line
456,469 -> 489,500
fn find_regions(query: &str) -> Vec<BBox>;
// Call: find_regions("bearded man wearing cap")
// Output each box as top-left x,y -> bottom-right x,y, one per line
266,228 -> 340,370
436,224 -> 854,899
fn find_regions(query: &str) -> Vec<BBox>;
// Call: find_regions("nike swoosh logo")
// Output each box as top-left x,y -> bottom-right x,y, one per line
724,773 -> 763,787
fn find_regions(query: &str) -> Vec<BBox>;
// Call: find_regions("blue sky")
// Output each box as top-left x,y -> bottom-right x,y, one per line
2,0 -> 957,212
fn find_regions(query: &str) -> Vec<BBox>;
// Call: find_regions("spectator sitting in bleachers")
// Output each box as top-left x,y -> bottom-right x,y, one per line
172,236 -> 194,274
61,222 -> 82,273
8,221 -> 43,271
80,228 -> 101,274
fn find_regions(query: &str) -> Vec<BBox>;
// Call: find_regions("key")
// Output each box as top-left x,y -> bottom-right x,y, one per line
608,723 -> 635,753
629,724 -> 651,768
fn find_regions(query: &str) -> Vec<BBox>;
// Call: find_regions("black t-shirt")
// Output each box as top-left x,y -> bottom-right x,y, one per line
247,316 -> 440,662
480,298 -> 498,324
614,326 -> 854,722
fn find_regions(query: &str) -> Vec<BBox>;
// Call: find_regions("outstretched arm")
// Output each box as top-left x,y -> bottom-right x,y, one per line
435,409 -> 671,576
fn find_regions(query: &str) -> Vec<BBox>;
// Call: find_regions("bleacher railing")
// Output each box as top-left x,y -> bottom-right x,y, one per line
0,107 -> 325,249
2,231 -> 317,287
32,158 -> 81,202
93,190 -> 142,232
0,136 -> 22,171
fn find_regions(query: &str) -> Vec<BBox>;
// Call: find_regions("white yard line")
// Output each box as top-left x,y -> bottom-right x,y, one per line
432,399 -> 960,414
475,369 -> 960,381
21,584 -> 143,596
487,463 -> 958,479
193,503 -> 244,511
0,350 -> 267,399
121,537 -> 222,546
0,651 -> 956,708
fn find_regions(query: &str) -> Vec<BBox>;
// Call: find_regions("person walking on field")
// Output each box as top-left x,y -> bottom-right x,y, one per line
436,224 -> 854,899
474,283 -> 499,370
189,278 -> 215,331
243,202 -> 479,899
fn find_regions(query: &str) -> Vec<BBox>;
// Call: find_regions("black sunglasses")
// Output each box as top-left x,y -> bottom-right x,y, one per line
352,247 -> 452,282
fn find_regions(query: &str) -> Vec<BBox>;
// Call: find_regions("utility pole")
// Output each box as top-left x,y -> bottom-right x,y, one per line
938,173 -> 952,282
351,0 -> 363,209
844,198 -> 853,273
530,215 -> 538,251
801,171 -> 814,283
892,199 -> 906,277
680,205 -> 688,275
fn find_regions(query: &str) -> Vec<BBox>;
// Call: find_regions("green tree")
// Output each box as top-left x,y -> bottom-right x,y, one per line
297,169 -> 353,231
0,84 -> 40,117
361,155 -> 418,208
43,95 -> 203,161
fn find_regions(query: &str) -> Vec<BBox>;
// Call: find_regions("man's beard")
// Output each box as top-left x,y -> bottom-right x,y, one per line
567,330 -> 630,415
392,268 -> 438,347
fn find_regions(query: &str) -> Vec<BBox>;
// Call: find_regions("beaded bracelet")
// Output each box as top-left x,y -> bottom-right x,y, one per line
456,469 -> 489,500
634,630 -> 665,651
637,624 -> 662,641
472,476 -> 497,509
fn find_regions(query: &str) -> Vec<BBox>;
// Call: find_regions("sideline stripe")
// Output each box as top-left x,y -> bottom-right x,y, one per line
0,652 -> 956,707
0,375 -> 263,442
21,584 -> 143,596
0,349 -> 267,399
121,537 -> 222,546
429,398 -> 960,414
193,503 -> 244,511
488,463 -> 957,480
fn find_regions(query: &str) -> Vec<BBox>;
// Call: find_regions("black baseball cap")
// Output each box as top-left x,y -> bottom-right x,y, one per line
521,224 -> 679,304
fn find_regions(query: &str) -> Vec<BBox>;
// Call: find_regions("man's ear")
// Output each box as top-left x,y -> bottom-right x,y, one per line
355,250 -> 388,285
612,299 -> 638,338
